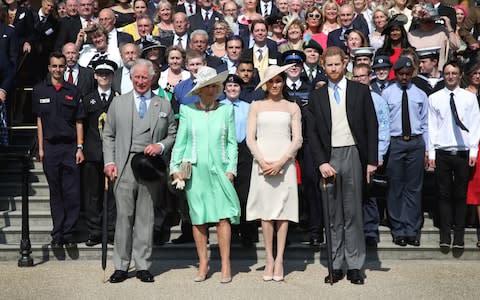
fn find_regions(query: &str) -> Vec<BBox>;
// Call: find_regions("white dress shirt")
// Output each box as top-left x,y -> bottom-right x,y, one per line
121,67 -> 133,94
428,87 -> 480,159
64,64 -> 80,85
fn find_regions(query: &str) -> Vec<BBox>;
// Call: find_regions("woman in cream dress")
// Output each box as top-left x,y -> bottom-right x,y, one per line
246,64 -> 303,282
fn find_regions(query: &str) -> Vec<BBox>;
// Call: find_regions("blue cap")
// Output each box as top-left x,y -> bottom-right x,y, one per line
281,50 -> 306,65
393,57 -> 414,71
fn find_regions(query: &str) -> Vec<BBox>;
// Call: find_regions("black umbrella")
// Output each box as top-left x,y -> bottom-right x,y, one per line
320,176 -> 335,285
102,177 -> 109,282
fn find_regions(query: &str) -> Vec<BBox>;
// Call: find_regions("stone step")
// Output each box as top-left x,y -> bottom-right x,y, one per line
0,168 -> 46,183
1,240 -> 479,262
0,182 -> 50,197
0,160 -> 42,170
0,195 -> 50,211
1,221 -> 478,245
0,211 -> 53,227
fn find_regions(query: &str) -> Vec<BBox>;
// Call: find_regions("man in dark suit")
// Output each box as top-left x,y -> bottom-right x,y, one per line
0,12 -> 19,145
175,0 -> 199,17
82,59 -> 118,246
301,39 -> 327,90
98,8 -> 133,49
241,19 -> 279,80
55,0 -> 95,51
160,12 -> 190,50
188,0 -> 224,44
257,0 -> 279,17
112,43 -> 140,94
306,46 -> 378,285
62,42 -> 95,98
32,0 -> 59,83
327,3 -> 369,52
189,30 -> 227,73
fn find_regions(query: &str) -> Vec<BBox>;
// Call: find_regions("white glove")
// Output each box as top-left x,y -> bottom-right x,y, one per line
172,178 -> 185,190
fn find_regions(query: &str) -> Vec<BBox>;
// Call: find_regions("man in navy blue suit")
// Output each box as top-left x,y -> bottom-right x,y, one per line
327,3 -> 369,52
188,0 -> 224,44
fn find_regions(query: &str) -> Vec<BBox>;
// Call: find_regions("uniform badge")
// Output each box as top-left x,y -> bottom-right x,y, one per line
65,95 -> 73,101
90,99 -> 96,105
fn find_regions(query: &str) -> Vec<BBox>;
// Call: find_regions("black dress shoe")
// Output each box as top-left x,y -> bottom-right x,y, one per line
64,241 -> 77,250
171,234 -> 194,244
393,237 -> 407,247
50,239 -> 63,249
136,270 -> 154,282
324,270 -> 344,284
85,238 -> 101,247
406,237 -> 420,247
347,269 -> 364,285
110,270 -> 128,283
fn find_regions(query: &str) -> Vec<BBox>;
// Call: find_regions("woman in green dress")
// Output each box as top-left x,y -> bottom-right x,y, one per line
170,66 -> 240,284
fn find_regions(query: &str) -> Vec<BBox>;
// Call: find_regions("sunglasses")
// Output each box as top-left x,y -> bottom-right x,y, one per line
308,13 -> 321,19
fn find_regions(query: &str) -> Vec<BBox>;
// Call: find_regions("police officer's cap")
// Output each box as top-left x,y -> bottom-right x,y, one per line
352,47 -> 375,58
224,74 -> 243,86
92,59 -> 118,74
131,153 -> 167,182
372,56 -> 392,69
281,50 -> 306,65
415,47 -> 441,60
303,38 -> 323,55
393,56 -> 414,71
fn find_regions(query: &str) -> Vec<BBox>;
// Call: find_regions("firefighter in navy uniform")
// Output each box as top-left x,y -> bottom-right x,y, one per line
33,52 -> 85,249
282,50 -> 324,246
82,59 -> 118,246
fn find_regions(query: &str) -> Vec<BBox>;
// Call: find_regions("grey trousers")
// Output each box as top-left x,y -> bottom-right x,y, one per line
113,154 -> 159,271
326,146 -> 365,270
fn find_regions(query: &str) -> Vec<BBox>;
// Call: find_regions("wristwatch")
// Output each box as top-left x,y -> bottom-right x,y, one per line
77,144 -> 84,150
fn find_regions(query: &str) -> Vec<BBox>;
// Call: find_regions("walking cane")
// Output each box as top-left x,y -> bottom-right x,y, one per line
102,176 -> 109,283
321,176 -> 335,285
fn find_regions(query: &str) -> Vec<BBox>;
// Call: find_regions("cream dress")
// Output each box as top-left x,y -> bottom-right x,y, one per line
246,100 -> 303,222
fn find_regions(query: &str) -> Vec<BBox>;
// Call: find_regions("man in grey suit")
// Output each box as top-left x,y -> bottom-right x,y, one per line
103,59 -> 177,283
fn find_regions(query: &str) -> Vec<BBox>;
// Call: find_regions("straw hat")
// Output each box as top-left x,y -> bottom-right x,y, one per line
255,63 -> 295,90
187,66 -> 229,97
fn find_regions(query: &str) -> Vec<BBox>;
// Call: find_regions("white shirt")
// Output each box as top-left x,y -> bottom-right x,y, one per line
133,90 -> 152,112
184,1 -> 197,17
78,44 -> 123,69
173,33 -> 188,50
260,1 -> 272,16
428,87 -> 480,159
108,28 -> 119,53
253,44 -> 268,60
98,87 -> 111,100
303,64 -> 317,79
121,67 -> 133,94
64,64 -> 79,85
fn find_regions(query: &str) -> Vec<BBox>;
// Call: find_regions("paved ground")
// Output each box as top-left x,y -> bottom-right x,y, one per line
1,259 -> 479,300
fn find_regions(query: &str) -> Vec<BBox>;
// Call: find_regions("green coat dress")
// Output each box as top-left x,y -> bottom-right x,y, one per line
170,103 -> 240,225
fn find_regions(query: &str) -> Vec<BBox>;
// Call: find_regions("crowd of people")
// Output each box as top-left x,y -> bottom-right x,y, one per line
1,0 -> 480,285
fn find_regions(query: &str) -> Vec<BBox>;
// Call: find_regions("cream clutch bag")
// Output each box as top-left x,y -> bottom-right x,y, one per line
179,161 -> 192,180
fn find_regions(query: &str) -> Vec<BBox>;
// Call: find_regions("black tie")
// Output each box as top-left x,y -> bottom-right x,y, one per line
291,82 -> 297,91
101,93 -> 107,102
380,83 -> 385,91
401,87 -> 412,138
450,92 -> 469,132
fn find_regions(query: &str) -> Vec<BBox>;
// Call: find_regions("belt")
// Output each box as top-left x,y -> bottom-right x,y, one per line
392,135 -> 420,141
437,149 -> 468,157
45,137 -> 75,144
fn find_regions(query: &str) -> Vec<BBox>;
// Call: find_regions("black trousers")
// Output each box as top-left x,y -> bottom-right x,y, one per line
43,141 -> 80,242
82,161 -> 116,239
435,151 -> 469,244
233,141 -> 258,240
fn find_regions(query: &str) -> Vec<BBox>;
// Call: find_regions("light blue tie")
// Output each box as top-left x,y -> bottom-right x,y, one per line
334,84 -> 341,104
139,95 -> 147,119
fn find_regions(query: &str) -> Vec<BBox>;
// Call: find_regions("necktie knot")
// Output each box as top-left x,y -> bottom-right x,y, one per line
257,49 -> 263,61
291,82 -> 297,91
101,93 -> 107,101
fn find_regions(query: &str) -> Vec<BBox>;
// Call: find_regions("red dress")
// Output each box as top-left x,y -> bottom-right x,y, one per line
467,148 -> 480,205
387,48 -> 402,81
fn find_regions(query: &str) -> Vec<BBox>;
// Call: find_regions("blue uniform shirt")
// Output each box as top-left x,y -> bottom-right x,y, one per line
220,98 -> 249,143
371,92 -> 390,162
382,82 -> 428,144
32,79 -> 85,141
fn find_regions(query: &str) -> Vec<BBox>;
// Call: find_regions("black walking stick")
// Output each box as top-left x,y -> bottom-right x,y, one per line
102,176 -> 109,282
321,176 -> 335,285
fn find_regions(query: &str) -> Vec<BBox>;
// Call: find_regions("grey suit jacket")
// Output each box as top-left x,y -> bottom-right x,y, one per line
102,91 -> 177,192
